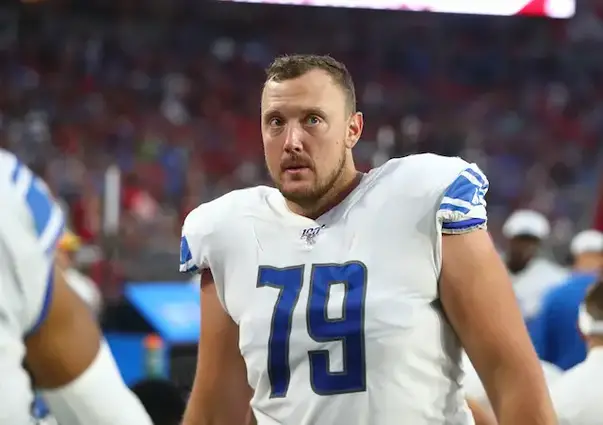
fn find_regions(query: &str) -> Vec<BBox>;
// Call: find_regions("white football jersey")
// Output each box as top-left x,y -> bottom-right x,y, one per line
0,149 -> 64,424
181,154 -> 489,425
549,347 -> 603,425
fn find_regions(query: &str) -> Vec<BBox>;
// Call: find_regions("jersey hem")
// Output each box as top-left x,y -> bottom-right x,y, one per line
441,223 -> 487,235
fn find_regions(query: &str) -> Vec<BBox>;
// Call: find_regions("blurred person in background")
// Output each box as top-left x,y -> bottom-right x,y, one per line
531,230 -> 603,370
56,230 -> 103,316
0,149 -> 152,425
548,278 -> 603,424
180,54 -> 555,425
502,209 -> 568,330
131,379 -> 186,425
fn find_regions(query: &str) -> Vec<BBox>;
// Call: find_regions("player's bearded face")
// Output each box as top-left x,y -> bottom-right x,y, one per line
261,70 -> 352,207
273,141 -> 347,206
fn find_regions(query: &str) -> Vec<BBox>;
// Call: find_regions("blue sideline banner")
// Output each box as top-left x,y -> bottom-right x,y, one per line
124,281 -> 200,344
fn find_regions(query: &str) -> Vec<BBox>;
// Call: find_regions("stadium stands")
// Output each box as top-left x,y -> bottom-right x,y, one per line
3,0 -> 602,284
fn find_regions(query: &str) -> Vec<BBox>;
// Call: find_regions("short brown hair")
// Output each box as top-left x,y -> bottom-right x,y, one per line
584,277 -> 603,321
265,54 -> 357,113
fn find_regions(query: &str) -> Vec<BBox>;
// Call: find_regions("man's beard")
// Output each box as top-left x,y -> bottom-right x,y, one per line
273,152 -> 346,209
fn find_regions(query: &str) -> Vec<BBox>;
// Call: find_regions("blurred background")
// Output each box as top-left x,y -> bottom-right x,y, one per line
6,0 -> 603,423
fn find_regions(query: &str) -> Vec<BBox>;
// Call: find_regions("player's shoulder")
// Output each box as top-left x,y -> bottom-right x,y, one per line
385,152 -> 469,171
182,185 -> 276,235
373,153 -> 487,197
378,153 -> 480,185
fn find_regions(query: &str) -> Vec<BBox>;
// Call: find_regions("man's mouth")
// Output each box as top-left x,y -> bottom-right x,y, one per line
283,164 -> 311,174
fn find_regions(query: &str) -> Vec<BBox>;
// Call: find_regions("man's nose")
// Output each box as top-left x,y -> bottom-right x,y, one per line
283,125 -> 304,153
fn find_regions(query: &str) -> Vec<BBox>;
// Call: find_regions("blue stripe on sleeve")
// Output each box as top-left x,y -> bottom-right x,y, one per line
179,235 -> 199,273
440,166 -> 488,213
45,222 -> 65,256
25,267 -> 54,336
443,175 -> 478,205
438,203 -> 470,215
464,167 -> 487,187
180,236 -> 192,265
10,159 -> 64,255
186,264 -> 199,273
442,217 -> 486,230
11,160 -> 22,183
439,164 -> 488,232
25,179 -> 54,237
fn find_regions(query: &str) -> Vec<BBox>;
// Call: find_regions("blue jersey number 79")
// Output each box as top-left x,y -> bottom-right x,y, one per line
257,262 -> 368,398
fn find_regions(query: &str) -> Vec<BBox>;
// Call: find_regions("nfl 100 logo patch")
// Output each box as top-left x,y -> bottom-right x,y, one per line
300,225 -> 326,245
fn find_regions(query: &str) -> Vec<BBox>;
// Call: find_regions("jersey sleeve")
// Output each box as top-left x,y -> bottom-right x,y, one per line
179,206 -> 210,274
0,152 -> 65,335
436,162 -> 489,234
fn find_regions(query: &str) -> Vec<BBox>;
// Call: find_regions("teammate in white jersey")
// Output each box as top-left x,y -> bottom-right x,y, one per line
0,149 -> 152,425
180,55 -> 556,425
549,279 -> 603,425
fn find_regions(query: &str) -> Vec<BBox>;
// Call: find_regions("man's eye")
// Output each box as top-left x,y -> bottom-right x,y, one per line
306,115 -> 320,125
269,117 -> 283,126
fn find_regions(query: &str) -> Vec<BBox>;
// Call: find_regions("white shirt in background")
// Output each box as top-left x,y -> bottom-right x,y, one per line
510,257 -> 569,320
549,346 -> 603,425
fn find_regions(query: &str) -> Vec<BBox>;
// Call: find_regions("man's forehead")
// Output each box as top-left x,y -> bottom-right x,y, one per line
262,70 -> 344,112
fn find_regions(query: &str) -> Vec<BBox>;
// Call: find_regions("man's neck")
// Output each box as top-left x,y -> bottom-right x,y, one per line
288,169 -> 363,220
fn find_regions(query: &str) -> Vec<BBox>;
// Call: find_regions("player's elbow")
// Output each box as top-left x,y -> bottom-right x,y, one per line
480,353 -> 556,424
494,384 -> 556,425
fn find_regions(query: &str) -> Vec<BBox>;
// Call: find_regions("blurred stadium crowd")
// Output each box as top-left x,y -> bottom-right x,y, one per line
3,0 -> 603,295
4,0 -> 603,423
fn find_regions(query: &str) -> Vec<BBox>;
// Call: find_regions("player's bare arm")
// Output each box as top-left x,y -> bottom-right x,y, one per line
24,264 -> 152,424
467,398 -> 497,425
182,271 -> 253,425
246,408 -> 258,425
440,229 -> 557,425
